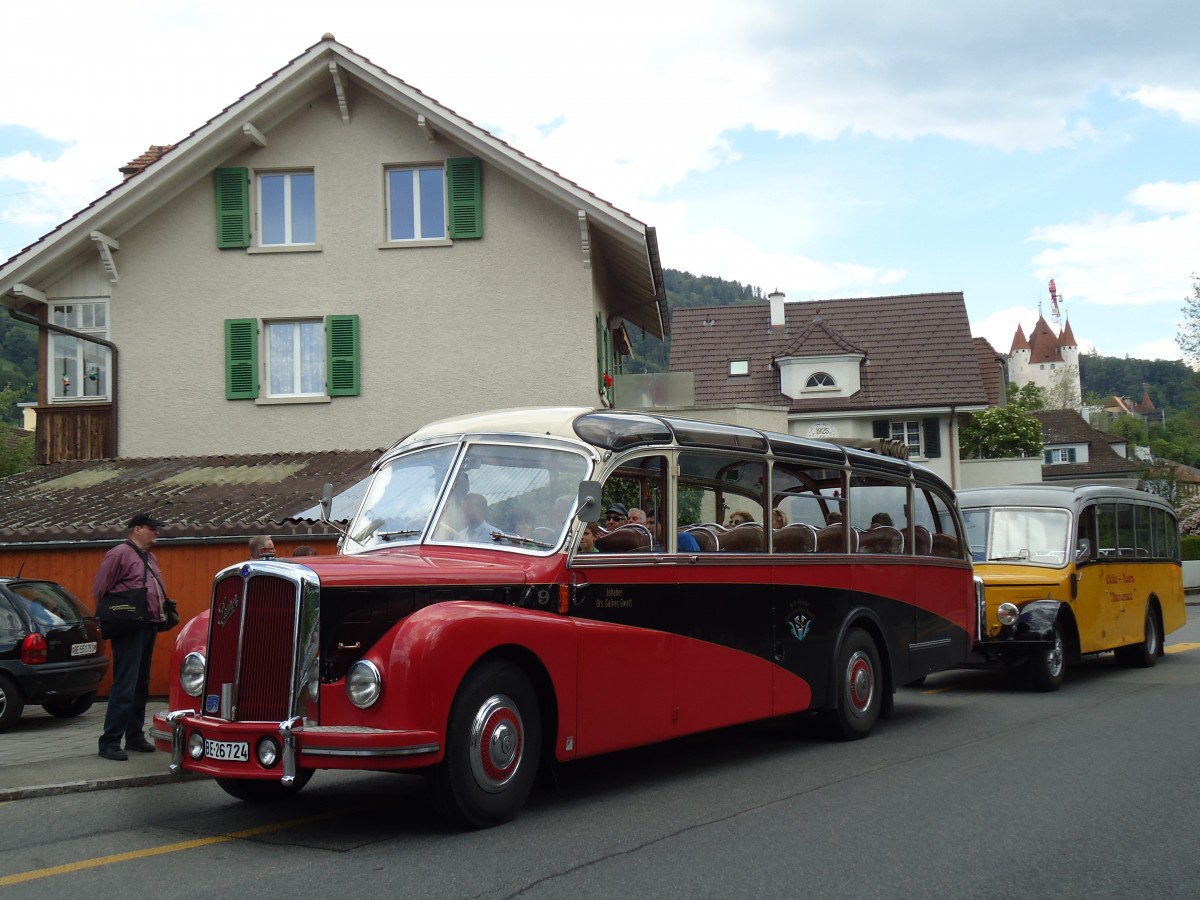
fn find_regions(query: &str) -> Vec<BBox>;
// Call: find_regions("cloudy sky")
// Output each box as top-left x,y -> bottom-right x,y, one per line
3,0 -> 1198,362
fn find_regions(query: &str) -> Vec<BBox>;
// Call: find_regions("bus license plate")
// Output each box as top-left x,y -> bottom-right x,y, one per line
71,641 -> 97,657
204,739 -> 249,762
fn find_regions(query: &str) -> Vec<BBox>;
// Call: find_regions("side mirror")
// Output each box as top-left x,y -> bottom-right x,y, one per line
576,481 -> 602,523
320,483 -> 334,523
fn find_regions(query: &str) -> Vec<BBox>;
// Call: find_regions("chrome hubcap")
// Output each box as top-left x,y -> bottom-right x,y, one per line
1046,632 -> 1064,677
469,694 -> 523,793
846,651 -> 874,717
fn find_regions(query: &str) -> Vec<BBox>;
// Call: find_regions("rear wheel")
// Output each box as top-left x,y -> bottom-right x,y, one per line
0,674 -> 24,732
1116,605 -> 1160,668
215,769 -> 313,803
428,659 -> 542,828
42,692 -> 96,718
823,628 -> 882,740
1029,622 -> 1067,692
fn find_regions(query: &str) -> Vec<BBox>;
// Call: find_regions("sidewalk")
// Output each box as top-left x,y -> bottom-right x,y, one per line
0,700 -> 197,802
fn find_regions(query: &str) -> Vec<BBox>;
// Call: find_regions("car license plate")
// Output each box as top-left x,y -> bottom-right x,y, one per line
204,739 -> 249,762
71,641 -> 97,657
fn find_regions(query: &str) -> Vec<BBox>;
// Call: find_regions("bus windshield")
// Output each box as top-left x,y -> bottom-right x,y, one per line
963,506 -> 1072,566
346,441 -> 591,552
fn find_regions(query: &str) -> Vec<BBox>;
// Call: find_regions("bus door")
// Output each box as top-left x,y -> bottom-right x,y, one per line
672,451 -> 775,730
1072,504 -> 1107,652
570,454 -> 675,755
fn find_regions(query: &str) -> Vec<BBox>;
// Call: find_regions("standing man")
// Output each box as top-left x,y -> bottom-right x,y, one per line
94,513 -> 167,761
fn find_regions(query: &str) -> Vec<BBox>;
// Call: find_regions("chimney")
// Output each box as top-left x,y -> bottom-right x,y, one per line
768,289 -> 786,330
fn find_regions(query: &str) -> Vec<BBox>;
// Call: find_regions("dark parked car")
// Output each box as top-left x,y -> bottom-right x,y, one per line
0,577 -> 109,731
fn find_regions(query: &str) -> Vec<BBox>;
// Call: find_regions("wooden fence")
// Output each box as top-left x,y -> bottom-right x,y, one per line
0,537 -> 335,698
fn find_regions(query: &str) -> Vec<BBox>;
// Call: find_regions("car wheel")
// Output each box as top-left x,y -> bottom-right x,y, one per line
0,673 -> 25,733
215,769 -> 313,803
42,692 -> 97,718
428,659 -> 542,829
822,628 -> 882,740
1116,606 -> 1160,669
1029,622 -> 1067,692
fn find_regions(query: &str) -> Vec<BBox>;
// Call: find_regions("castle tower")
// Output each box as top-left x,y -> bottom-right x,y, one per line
1007,316 -> 1081,409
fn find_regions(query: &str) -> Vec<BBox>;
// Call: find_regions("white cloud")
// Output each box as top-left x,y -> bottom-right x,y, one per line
1131,337 -> 1183,361
1127,181 -> 1200,214
1030,210 -> 1200,308
971,305 -> 1036,356
1126,86 -> 1200,124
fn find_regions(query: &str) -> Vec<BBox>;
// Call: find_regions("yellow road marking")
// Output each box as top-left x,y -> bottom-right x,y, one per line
0,808 -> 347,887
1166,642 -> 1200,654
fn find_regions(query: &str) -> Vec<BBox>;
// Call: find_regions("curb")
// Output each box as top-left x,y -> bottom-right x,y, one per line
0,770 -> 205,803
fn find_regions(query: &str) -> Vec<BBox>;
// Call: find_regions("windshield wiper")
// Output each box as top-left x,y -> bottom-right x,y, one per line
378,529 -> 422,541
490,530 -> 553,549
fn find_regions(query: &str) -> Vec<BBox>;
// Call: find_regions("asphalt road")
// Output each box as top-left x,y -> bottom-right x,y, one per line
3,617 -> 1199,899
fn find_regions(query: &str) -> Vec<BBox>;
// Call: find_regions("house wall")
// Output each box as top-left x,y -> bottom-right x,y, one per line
104,86 -> 600,456
958,457 -> 1044,489
787,413 -> 954,483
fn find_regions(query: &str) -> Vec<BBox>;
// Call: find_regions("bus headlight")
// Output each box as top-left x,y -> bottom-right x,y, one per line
181,652 -> 206,697
346,659 -> 382,708
996,603 -> 1020,627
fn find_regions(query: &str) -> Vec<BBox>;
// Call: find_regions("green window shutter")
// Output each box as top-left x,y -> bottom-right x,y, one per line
326,314 -> 361,397
225,318 -> 258,399
214,167 -> 250,249
446,157 -> 482,239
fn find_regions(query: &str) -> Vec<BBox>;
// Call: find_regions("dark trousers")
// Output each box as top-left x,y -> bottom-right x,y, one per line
99,624 -> 158,751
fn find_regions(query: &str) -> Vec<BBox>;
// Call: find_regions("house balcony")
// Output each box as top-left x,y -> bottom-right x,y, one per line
33,403 -> 115,464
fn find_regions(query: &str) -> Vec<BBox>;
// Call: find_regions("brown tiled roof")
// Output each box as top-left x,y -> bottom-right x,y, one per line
1027,315 -> 1065,364
1031,409 -> 1139,479
119,144 -> 177,178
2,426 -> 31,451
0,450 -> 380,543
972,337 -> 1006,407
668,292 -> 988,412
1009,324 -> 1029,353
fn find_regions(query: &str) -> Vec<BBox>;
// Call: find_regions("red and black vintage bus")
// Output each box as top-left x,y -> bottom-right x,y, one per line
153,407 -> 978,827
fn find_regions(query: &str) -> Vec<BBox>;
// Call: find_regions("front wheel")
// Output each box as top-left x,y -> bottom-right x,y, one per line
215,769 -> 313,803
42,692 -> 96,718
1116,606 -> 1160,668
822,628 -> 882,741
428,659 -> 542,829
0,673 -> 24,732
1029,622 -> 1067,692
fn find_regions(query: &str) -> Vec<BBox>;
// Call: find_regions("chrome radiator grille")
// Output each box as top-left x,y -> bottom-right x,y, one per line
206,571 -> 301,722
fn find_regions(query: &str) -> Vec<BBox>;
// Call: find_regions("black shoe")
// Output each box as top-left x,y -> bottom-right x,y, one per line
125,739 -> 156,753
99,747 -> 129,761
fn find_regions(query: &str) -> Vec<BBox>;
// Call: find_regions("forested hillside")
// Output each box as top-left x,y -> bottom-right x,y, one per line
0,315 -> 37,425
1079,354 -> 1198,413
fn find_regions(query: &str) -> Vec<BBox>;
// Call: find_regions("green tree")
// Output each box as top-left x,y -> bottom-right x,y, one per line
0,427 -> 34,478
1007,381 -> 1046,412
959,406 -> 1045,459
1180,273 -> 1200,367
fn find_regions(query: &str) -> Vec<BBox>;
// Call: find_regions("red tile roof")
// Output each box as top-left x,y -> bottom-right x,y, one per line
0,450 -> 380,544
972,337 -> 1007,407
1031,409 -> 1139,480
668,292 -> 988,412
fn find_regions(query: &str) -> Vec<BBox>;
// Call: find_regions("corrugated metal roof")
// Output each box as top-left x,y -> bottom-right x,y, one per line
0,450 -> 380,543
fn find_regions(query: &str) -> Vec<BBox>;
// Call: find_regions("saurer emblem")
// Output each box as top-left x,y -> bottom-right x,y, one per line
217,594 -> 240,627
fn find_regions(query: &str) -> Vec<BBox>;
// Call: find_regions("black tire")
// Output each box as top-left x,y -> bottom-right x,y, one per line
42,692 -> 96,718
1028,622 -> 1067,692
428,659 -> 542,829
823,628 -> 882,741
0,673 -> 24,733
1115,605 -> 1160,669
215,769 -> 313,803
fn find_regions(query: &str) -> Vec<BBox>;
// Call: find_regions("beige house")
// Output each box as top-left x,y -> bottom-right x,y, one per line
0,35 -> 665,463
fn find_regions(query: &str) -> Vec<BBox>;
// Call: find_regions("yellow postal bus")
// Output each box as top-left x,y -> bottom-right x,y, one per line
958,484 -> 1185,691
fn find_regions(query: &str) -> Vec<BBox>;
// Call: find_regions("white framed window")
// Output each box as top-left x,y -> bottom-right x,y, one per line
265,320 -> 326,398
729,359 -> 750,377
890,420 -> 922,457
386,165 -> 447,241
806,372 -> 835,388
50,300 -> 110,402
1045,448 -> 1077,464
258,171 -> 315,246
